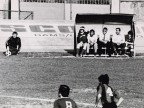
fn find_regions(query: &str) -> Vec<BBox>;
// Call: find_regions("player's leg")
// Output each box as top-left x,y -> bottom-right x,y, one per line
80,43 -> 87,57
86,43 -> 90,55
9,46 -> 19,55
119,43 -> 126,55
5,46 -> 12,56
106,41 -> 114,57
113,43 -> 118,55
76,42 -> 82,57
106,42 -> 111,57
97,41 -> 103,56
94,43 -> 98,56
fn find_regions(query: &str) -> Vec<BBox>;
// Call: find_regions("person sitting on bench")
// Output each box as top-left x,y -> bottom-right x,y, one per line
86,29 -> 98,56
76,26 -> 88,57
112,28 -> 126,55
125,30 -> 134,57
97,27 -> 113,57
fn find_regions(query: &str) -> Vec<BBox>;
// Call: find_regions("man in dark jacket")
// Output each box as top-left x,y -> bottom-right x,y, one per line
76,26 -> 88,57
5,31 -> 21,56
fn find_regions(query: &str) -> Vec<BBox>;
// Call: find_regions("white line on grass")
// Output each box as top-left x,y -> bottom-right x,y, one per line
22,56 -> 132,60
0,95 -> 94,106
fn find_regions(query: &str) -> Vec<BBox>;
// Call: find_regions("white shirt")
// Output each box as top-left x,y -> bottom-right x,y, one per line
112,34 -> 125,43
87,34 -> 97,44
107,87 -> 113,96
98,33 -> 111,42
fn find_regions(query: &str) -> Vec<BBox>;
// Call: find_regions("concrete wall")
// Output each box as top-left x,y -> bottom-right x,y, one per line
70,4 -> 110,20
0,0 -> 6,10
0,0 -> 8,19
20,2 -> 110,20
20,3 -> 65,20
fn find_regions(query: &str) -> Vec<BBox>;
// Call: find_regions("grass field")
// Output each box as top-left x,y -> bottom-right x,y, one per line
0,53 -> 144,108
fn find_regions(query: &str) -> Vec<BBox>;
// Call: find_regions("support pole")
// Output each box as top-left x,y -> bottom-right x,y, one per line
70,0 -> 72,20
8,0 -> 11,19
18,0 -> 20,20
111,0 -> 120,13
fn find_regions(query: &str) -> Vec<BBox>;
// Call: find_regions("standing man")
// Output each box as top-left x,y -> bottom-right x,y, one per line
112,28 -> 126,55
76,26 -> 88,57
5,31 -> 21,56
54,85 -> 77,108
97,27 -> 113,57
86,29 -> 98,56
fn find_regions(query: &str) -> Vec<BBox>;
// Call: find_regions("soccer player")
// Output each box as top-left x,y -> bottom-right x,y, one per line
86,29 -> 98,56
125,30 -> 134,57
76,26 -> 88,57
95,74 -> 124,108
97,27 -> 113,57
112,28 -> 126,55
5,31 -> 21,56
54,85 -> 77,108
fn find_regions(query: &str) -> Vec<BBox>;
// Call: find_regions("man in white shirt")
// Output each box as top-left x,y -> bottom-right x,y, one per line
86,29 -> 98,56
112,28 -> 126,55
97,27 -> 113,57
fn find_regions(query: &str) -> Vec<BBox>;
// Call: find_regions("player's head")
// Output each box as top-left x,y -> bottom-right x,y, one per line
128,31 -> 133,37
98,74 -> 109,85
116,28 -> 121,35
79,26 -> 85,34
12,31 -> 18,38
103,27 -> 108,35
90,29 -> 95,36
58,85 -> 70,97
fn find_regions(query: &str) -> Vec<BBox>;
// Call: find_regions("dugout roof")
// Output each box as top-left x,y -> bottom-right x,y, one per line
75,13 -> 134,25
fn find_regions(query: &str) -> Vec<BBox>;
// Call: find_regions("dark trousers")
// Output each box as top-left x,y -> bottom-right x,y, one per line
9,46 -> 19,55
103,102 -> 117,108
113,43 -> 126,55
97,40 -> 114,56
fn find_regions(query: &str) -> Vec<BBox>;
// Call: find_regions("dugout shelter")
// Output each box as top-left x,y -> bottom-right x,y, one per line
74,13 -> 135,57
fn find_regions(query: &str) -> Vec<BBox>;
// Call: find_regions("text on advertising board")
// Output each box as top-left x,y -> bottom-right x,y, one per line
0,25 -> 74,33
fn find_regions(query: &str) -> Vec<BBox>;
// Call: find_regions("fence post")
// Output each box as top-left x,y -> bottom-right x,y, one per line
8,0 -> 11,19
64,0 -> 66,20
70,0 -> 72,20
18,0 -> 20,20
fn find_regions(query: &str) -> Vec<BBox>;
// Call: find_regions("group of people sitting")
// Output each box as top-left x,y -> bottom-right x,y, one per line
76,26 -> 134,57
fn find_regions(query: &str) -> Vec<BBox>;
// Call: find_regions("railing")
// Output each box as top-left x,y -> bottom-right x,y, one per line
20,0 -> 110,4
0,10 -> 34,20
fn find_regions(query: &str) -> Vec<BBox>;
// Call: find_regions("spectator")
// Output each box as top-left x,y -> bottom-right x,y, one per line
125,30 -> 134,57
76,26 -> 88,57
95,74 -> 124,108
54,85 -> 77,108
97,27 -> 113,57
86,29 -> 98,56
5,31 -> 21,56
112,28 -> 126,55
